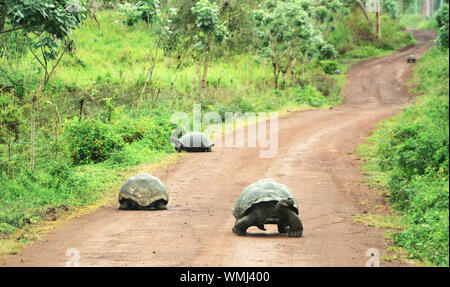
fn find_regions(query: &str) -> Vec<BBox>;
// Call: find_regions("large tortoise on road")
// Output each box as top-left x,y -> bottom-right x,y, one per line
170,132 -> 214,152
232,179 -> 303,237
118,174 -> 168,210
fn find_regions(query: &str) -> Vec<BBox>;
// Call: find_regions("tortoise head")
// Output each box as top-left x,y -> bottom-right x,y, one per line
170,136 -> 183,151
278,197 -> 295,207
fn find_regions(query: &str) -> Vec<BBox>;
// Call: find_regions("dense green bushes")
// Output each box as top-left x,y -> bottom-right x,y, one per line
436,4 -> 449,50
362,48 -> 449,266
373,95 -> 449,210
394,172 -> 449,266
64,108 -> 176,165
65,119 -> 125,165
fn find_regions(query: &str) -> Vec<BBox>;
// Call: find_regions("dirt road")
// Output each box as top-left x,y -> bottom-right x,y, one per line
1,30 -> 436,267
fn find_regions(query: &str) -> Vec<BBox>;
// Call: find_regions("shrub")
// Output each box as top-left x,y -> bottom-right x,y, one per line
375,39 -> 395,51
436,4 -> 449,50
114,116 -> 152,144
64,118 -> 125,165
394,173 -> 449,266
293,85 -> 328,107
344,45 -> 381,59
319,60 -> 340,74
373,94 -> 449,210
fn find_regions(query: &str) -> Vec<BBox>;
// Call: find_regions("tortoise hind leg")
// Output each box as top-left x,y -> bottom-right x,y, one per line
257,225 -> 266,231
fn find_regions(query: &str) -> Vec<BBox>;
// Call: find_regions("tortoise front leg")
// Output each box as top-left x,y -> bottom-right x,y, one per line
119,200 -> 131,210
232,213 -> 259,236
286,210 -> 303,237
277,223 -> 287,234
278,209 -> 303,237
154,200 -> 167,210
120,200 -> 140,210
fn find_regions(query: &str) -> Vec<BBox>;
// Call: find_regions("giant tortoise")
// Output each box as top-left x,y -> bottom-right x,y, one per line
170,132 -> 214,152
232,179 -> 303,237
407,55 -> 417,63
118,173 -> 168,210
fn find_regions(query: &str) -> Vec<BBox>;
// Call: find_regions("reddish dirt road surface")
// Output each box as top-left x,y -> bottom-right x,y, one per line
1,30 -> 436,267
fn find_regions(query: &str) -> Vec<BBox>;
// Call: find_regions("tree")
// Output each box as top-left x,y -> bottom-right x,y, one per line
355,0 -> 376,34
87,0 -> 103,28
0,0 -> 86,171
191,0 -> 227,90
310,0 -> 344,36
120,0 -> 175,108
381,0 -> 399,19
253,0 -> 319,89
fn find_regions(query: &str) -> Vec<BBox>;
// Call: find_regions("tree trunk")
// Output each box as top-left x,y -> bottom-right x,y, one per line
376,0 -> 381,39
201,34 -> 212,90
262,58 -> 266,87
29,78 -> 46,172
152,87 -> 161,109
137,47 -> 159,108
92,12 -> 100,29
272,62 -> 280,89
356,0 -> 376,34
30,95 -> 36,172
249,54 -> 253,86
7,128 -> 11,179
290,69 -> 295,87
201,53 -> 210,89
27,38 -> 70,172
78,98 -> 84,121
196,61 -> 201,92
302,61 -> 305,78
0,3 -> 7,33
55,112 -> 60,158
281,70 -> 287,89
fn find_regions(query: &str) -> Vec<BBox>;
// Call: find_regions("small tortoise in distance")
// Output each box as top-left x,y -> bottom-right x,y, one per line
407,55 -> 417,63
118,174 -> 168,210
232,179 -> 303,237
170,132 -> 214,152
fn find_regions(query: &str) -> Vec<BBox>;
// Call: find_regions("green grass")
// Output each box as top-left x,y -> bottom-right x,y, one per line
355,213 -> 408,229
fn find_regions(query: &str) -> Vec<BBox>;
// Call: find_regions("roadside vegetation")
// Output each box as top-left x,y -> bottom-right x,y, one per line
0,0 -> 421,250
358,4 -> 449,266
